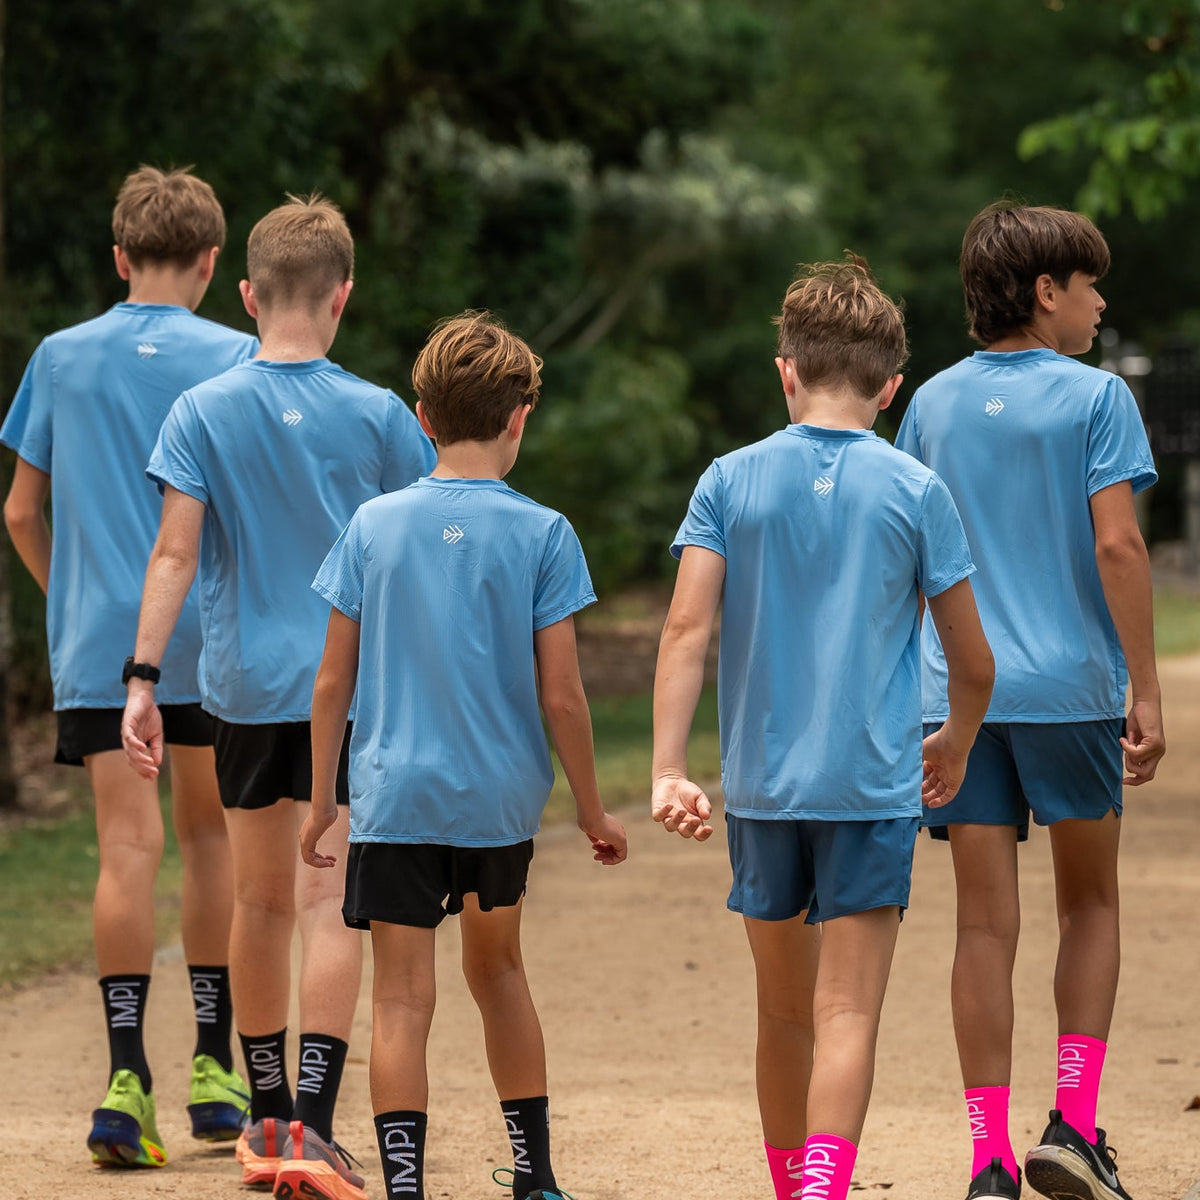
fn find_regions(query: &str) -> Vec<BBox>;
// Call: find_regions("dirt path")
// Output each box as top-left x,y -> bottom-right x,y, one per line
4,656 -> 1199,1200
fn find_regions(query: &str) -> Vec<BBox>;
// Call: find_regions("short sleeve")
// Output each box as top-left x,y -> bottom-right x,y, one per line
381,392 -> 435,493
894,398 -> 922,462
917,472 -> 976,598
533,516 -> 596,631
147,394 -> 210,502
1086,376 -> 1157,497
670,460 -> 726,560
0,342 -> 55,471
312,509 -> 367,621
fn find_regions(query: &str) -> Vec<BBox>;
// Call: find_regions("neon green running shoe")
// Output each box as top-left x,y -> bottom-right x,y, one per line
88,1069 -> 167,1168
187,1053 -> 250,1141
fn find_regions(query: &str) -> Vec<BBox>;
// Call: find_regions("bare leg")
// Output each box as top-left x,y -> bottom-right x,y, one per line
947,825 -> 1021,1087
168,744 -> 233,967
460,895 -> 547,1101
743,915 -> 821,1149
1048,811 -> 1121,1039
88,750 -> 164,976
294,801 -> 363,1039
368,922 -> 437,1113
806,906 -> 900,1142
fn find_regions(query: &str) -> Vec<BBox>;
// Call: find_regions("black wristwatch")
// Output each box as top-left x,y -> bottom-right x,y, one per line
122,657 -> 161,685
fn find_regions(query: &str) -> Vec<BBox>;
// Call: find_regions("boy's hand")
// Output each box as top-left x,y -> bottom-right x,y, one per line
299,804 -> 339,868
921,727 -> 970,808
651,774 -> 714,841
121,682 -> 164,780
1121,697 -> 1165,785
581,812 -> 628,865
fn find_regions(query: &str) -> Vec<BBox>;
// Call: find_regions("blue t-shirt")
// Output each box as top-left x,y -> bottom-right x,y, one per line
148,358 -> 435,722
672,425 -> 975,821
0,303 -> 258,709
896,349 -> 1157,722
313,476 -> 596,846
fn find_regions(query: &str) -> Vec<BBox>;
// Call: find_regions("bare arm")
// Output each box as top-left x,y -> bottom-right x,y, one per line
651,546 -> 725,840
534,615 -> 627,864
299,608 -> 360,868
1091,480 -> 1163,783
121,486 -> 205,777
4,458 -> 52,593
922,577 -> 994,806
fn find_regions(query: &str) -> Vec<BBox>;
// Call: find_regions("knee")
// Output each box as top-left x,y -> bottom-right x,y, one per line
957,909 -> 1020,949
235,884 -> 295,923
757,989 -> 816,1032
374,984 -> 436,1029
462,948 -> 525,999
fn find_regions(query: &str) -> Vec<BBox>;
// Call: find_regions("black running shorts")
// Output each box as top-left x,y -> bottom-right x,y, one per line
55,704 -> 214,767
212,718 -> 352,811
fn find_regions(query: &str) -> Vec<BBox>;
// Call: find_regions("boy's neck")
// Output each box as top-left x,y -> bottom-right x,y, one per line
254,311 -> 336,363
986,330 -> 1056,353
125,264 -> 208,311
431,441 -> 510,481
788,390 -> 877,431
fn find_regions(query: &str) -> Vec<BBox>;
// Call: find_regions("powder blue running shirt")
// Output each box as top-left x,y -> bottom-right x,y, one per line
149,359 -> 434,722
673,425 -> 975,821
0,303 -> 257,708
313,477 -> 596,846
896,349 -> 1156,722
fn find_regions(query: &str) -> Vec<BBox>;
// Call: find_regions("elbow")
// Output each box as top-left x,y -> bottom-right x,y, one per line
1095,529 -> 1148,570
540,686 -> 587,726
4,499 -> 38,538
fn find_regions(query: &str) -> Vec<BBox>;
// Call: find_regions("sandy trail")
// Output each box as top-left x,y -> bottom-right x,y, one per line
3,656 -> 1199,1200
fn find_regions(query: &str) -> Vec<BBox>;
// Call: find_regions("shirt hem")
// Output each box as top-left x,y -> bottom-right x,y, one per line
349,830 -> 540,847
723,803 -> 920,821
532,591 -> 597,632
922,709 -> 1124,724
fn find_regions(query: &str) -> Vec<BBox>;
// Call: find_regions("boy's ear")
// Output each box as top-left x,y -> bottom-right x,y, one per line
775,356 -> 798,399
508,402 -> 533,440
1034,273 -> 1058,313
113,245 -> 132,282
415,400 -> 438,442
877,374 -> 903,411
197,246 -> 219,283
239,279 -> 259,320
330,279 -> 354,320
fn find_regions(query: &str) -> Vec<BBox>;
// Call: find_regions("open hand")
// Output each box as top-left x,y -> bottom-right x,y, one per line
651,775 -> 714,841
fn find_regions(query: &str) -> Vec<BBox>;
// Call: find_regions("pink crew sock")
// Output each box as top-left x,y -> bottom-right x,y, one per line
1056,1033 -> 1107,1143
799,1133 -> 857,1200
963,1086 -> 1020,1182
764,1140 -> 806,1200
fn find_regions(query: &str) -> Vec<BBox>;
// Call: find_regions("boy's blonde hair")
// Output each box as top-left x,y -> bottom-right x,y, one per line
111,166 -> 226,269
775,254 -> 908,400
246,194 -> 354,309
412,311 -> 542,446
960,202 -> 1111,346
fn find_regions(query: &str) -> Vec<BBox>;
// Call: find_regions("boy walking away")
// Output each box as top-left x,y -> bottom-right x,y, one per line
896,203 -> 1164,1200
2,165 -> 256,1168
652,257 -> 994,1200
121,195 -> 435,1200
299,311 -> 627,1200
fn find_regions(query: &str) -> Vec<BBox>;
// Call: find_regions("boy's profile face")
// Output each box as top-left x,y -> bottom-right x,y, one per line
1046,271 -> 1105,356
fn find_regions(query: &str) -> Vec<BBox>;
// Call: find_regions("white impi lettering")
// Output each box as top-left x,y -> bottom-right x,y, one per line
105,983 -> 141,1029
503,1107 -> 531,1175
800,1141 -> 840,1200
248,1044 -> 284,1092
384,1122 -> 420,1194
296,1043 -> 331,1095
967,1096 -> 987,1139
1057,1043 -> 1087,1090
191,972 -> 220,1025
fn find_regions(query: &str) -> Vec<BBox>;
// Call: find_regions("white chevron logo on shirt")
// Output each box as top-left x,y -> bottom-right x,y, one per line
985,397 -> 1005,416
282,409 -> 303,426
137,342 -> 157,359
443,525 -> 464,544
814,476 -> 834,497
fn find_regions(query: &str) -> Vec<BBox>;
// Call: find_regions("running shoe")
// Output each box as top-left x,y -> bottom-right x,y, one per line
273,1120 -> 368,1200
88,1068 -> 167,1168
492,1167 -> 576,1199
966,1156 -> 1021,1199
187,1053 -> 250,1141
237,1115 -> 291,1189
1025,1109 -> 1133,1200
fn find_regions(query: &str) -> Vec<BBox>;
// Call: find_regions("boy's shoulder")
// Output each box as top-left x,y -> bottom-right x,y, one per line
917,349 -> 1116,402
715,426 -> 935,484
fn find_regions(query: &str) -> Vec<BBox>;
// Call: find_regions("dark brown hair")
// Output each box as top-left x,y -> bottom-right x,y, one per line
246,194 -> 354,308
112,166 -> 226,268
774,254 -> 907,399
960,202 -> 1111,345
412,311 -> 542,445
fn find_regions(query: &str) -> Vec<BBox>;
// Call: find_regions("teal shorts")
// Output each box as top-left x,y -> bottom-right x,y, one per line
921,719 -> 1124,842
726,813 -> 919,924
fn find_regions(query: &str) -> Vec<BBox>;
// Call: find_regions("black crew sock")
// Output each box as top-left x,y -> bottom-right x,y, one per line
501,1095 -> 556,1200
188,964 -> 234,1071
239,1028 -> 293,1122
375,1110 -> 427,1199
99,974 -> 152,1094
291,1033 -> 349,1143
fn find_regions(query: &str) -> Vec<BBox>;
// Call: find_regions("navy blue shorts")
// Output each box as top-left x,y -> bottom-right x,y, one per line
921,719 -> 1123,842
726,814 -> 919,924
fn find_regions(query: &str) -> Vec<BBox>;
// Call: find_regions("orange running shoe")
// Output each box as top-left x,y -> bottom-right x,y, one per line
273,1120 -> 368,1200
236,1116 -> 290,1189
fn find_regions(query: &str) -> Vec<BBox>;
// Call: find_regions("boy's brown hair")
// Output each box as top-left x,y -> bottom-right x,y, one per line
960,202 -> 1111,346
775,254 -> 908,399
111,166 -> 226,268
246,194 -> 354,309
412,311 -> 542,445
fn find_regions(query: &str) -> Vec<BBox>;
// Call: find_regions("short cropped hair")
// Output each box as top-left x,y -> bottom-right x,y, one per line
412,311 -> 542,445
774,254 -> 907,399
112,166 -> 226,268
246,194 -> 354,309
960,202 -> 1111,346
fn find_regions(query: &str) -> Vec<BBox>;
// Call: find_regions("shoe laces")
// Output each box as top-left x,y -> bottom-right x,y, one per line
491,1167 -> 576,1200
1094,1128 -> 1121,1173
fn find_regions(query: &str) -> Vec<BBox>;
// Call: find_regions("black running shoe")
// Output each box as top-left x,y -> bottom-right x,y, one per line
1024,1109 -> 1132,1200
966,1156 -> 1021,1199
